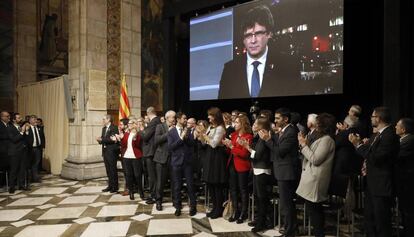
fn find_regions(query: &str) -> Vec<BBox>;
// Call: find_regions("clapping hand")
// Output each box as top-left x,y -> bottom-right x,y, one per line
222,138 -> 232,148
258,129 -> 271,141
348,133 -> 362,147
298,131 -> 307,147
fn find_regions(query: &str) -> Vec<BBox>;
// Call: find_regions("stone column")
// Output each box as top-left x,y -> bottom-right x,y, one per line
121,0 -> 141,116
13,0 -> 37,86
61,0 -> 108,180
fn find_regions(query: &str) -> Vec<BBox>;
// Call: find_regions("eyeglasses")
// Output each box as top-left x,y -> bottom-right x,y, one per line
243,30 -> 268,40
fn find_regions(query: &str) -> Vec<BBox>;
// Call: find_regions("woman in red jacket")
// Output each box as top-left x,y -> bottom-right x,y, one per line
118,118 -> 143,200
223,114 -> 253,223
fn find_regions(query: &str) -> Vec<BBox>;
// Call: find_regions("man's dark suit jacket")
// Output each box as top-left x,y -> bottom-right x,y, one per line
142,117 -> 161,157
153,123 -> 170,164
218,49 -> 302,99
0,122 -> 10,157
26,126 -> 45,149
167,127 -> 195,167
395,134 -> 414,184
7,125 -> 27,156
250,134 -> 272,170
356,126 -> 399,197
265,124 -> 300,181
99,124 -> 119,154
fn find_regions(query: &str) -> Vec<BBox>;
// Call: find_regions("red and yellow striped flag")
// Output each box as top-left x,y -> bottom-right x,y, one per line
119,74 -> 131,120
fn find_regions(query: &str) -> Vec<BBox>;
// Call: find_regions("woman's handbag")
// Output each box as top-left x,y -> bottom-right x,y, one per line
222,194 -> 234,220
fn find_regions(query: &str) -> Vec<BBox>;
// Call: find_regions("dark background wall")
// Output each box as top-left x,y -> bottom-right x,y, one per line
162,0 -> 413,123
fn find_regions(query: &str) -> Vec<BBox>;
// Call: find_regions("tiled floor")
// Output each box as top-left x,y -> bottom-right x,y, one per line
0,174 -> 362,237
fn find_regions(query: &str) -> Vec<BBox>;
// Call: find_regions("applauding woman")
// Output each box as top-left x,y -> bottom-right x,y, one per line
223,114 -> 253,224
296,113 -> 336,237
116,118 -> 144,200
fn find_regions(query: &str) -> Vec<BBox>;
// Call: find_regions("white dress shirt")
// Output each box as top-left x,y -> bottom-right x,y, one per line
246,46 -> 268,95
124,132 -> 136,159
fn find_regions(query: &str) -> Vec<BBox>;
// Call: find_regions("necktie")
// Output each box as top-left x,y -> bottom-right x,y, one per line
34,127 -> 40,147
251,61 -> 261,97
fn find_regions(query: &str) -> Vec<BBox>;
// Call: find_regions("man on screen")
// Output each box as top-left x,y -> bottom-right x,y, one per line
218,5 -> 301,99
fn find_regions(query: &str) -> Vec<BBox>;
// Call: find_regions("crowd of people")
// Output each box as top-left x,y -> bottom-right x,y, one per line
95,104 -> 414,237
0,112 -> 46,193
2,104 -> 413,237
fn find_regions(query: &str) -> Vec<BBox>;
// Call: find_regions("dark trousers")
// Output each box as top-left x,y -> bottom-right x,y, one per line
364,190 -> 392,237
9,150 -> 27,188
255,173 -> 271,226
123,158 -> 143,195
229,164 -> 249,216
306,200 -> 325,237
171,163 -> 196,209
208,183 -> 225,214
155,162 -> 169,203
144,156 -> 157,198
30,147 -> 42,181
397,181 -> 414,237
278,180 -> 298,236
103,149 -> 119,190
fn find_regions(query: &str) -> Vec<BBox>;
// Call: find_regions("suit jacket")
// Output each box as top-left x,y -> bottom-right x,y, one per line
227,132 -> 252,172
153,123 -> 170,164
7,124 -> 28,156
395,134 -> 414,194
218,49 -> 302,99
356,126 -> 399,197
26,125 -> 45,149
266,125 -> 300,181
120,132 -> 142,159
99,124 -> 119,154
0,121 -> 10,155
38,126 -> 46,148
141,116 -> 161,157
296,135 -> 335,202
167,127 -> 195,167
250,134 -> 272,170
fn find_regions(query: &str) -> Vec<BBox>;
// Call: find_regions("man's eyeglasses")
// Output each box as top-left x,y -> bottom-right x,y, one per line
243,30 -> 268,40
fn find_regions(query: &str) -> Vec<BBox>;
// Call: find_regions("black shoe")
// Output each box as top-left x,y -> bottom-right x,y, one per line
146,199 -> 156,204
9,187 -> 15,194
228,216 -> 237,222
139,193 -> 145,200
129,193 -> 135,200
189,207 -> 197,216
236,213 -> 247,224
156,202 -> 162,211
18,186 -> 31,191
210,210 -> 222,219
110,189 -> 118,193
251,225 -> 267,233
102,187 -> 111,192
248,220 -> 257,227
206,209 -> 215,218
175,208 -> 181,216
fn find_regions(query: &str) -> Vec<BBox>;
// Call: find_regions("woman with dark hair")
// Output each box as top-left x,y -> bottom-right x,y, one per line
223,112 -> 235,139
240,116 -> 272,232
198,107 -> 228,219
223,114 -> 253,224
296,113 -> 336,237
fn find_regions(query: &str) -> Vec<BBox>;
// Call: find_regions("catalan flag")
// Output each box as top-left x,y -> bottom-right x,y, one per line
119,74 -> 131,120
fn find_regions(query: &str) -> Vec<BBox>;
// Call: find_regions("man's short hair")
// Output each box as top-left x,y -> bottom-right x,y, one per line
241,5 -> 274,34
105,114 -> 113,123
164,110 -> 176,119
350,105 -> 362,117
12,112 -> 20,121
146,106 -> 156,115
120,118 -> 129,126
400,118 -> 414,134
176,112 -> 186,120
373,106 -> 391,124
275,107 -> 291,123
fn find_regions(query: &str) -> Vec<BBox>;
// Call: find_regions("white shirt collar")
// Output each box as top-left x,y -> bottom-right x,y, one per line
378,125 -> 389,134
281,124 -> 290,133
247,46 -> 268,66
400,134 -> 409,142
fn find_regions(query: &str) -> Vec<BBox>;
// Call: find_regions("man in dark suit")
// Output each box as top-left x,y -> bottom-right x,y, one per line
26,115 -> 44,182
153,110 -> 176,210
0,111 -> 11,174
168,112 -> 197,216
141,106 -> 161,203
218,5 -> 301,99
36,118 -> 46,172
7,113 -> 29,193
96,114 -> 119,193
395,117 -> 414,237
262,108 -> 300,237
349,107 -> 399,237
